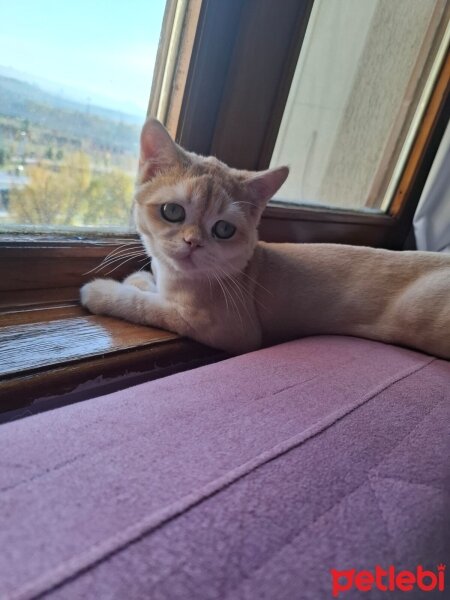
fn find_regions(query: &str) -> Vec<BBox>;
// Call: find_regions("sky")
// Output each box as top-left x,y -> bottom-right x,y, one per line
1,0 -> 167,116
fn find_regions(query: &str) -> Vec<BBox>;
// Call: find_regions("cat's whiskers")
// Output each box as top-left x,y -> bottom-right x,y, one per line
98,248 -> 146,266
84,242 -> 145,275
229,274 -> 263,316
211,266 -> 245,328
85,250 -> 147,275
211,268 -> 239,322
238,270 -> 274,296
235,276 -> 269,313
97,250 -> 146,270
206,272 -> 213,298
226,279 -> 251,325
101,254 -> 148,277
222,278 -> 243,327
111,237 -> 141,242
137,260 -> 151,273
101,241 -> 143,261
214,264 -> 268,314
211,271 -> 230,314
106,243 -> 143,257
85,251 -> 147,276
226,272 -> 266,318
215,265 -> 253,323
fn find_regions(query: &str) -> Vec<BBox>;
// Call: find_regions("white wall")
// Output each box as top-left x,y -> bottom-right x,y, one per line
271,0 -> 445,210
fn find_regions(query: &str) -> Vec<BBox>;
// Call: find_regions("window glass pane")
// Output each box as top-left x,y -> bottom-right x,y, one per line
0,0 -> 166,233
270,0 -> 448,212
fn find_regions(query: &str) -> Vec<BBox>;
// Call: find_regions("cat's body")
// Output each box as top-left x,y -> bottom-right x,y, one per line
81,119 -> 450,359
255,242 -> 449,357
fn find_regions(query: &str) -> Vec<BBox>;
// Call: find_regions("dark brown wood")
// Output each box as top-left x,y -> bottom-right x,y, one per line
211,0 -> 314,170
0,302 -> 222,415
0,337 -> 222,416
177,0 -> 314,169
176,0 -> 245,153
0,310 -> 177,378
0,304 -> 81,326
263,204 -> 392,224
388,49 -> 450,237
0,235 -> 147,309
0,270 -> 223,415
260,205 -> 395,246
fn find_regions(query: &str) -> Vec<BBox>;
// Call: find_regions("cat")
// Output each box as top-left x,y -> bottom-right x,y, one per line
81,118 -> 450,359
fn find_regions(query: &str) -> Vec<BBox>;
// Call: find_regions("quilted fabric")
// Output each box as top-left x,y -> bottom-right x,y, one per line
0,336 -> 448,600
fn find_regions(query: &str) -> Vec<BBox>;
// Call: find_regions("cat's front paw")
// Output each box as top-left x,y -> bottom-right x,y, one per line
123,270 -> 156,292
80,278 -> 122,316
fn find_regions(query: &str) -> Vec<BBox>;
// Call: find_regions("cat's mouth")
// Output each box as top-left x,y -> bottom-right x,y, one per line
172,251 -> 198,269
177,255 -> 194,264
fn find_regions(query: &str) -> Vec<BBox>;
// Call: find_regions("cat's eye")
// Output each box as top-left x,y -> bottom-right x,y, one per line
212,220 -> 236,239
160,203 -> 185,223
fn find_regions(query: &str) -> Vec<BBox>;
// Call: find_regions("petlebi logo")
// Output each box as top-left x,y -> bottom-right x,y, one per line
330,564 -> 446,597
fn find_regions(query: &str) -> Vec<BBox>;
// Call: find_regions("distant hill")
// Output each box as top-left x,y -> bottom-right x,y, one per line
0,74 -> 142,156
0,68 -> 143,125
0,65 -> 145,119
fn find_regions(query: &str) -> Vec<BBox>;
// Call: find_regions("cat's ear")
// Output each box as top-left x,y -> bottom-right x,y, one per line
245,166 -> 289,219
139,118 -> 184,181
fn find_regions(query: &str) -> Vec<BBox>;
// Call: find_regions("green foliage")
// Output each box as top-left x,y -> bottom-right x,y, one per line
9,152 -> 134,227
0,147 -> 5,166
84,170 -> 134,227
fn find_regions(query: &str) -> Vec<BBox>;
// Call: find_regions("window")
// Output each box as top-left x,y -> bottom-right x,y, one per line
0,0 -> 166,233
172,0 -> 448,248
270,0 -> 449,213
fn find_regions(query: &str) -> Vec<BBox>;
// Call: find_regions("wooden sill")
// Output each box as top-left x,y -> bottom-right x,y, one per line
0,303 -> 222,418
0,236 -> 144,309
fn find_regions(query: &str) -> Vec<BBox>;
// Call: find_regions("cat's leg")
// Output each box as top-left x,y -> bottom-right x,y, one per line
80,278 -> 170,329
123,270 -> 157,292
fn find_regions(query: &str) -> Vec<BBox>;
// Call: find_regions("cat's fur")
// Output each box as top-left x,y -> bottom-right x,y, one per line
81,119 -> 450,359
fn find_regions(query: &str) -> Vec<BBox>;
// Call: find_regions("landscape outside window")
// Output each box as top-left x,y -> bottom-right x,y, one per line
0,0 -> 166,232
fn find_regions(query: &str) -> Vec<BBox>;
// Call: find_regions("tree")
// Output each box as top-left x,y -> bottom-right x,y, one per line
83,169 -> 134,227
9,152 -> 92,226
9,152 -> 134,228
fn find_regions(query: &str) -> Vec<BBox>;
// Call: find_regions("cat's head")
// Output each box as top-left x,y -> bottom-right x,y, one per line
134,118 -> 288,277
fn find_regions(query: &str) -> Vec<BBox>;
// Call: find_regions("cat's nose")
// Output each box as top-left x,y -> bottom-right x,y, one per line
183,236 -> 202,249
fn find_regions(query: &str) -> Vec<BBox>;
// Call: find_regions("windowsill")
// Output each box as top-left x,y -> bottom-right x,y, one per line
0,303 -> 223,419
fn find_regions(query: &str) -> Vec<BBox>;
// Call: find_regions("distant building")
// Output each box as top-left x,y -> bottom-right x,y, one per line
0,171 -> 28,216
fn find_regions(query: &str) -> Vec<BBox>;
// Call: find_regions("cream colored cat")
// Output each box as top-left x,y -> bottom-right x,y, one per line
81,119 -> 450,359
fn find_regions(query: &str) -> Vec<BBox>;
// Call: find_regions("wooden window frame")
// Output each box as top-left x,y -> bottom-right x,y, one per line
0,0 -> 448,415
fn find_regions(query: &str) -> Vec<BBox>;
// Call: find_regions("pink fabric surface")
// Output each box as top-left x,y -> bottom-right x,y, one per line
0,336 -> 448,599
